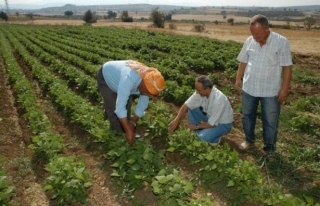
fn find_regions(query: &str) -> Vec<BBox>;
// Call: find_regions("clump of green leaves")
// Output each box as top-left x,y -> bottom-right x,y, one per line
105,138 -> 165,194
292,96 -> 320,114
151,167 -> 194,205
44,156 -> 92,206
142,101 -> 172,141
188,196 -> 217,206
0,157 -> 15,206
289,114 -> 314,134
28,132 -> 64,160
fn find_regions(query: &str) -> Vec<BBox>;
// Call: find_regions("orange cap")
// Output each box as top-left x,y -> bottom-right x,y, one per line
140,68 -> 165,95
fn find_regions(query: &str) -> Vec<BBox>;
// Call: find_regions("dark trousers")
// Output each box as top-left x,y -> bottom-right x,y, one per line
96,66 -> 132,132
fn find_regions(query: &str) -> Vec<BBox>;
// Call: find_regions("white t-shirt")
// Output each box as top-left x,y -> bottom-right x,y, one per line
185,87 -> 234,126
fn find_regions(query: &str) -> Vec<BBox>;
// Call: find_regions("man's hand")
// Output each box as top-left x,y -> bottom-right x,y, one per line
119,117 -> 136,145
234,79 -> 243,93
125,129 -> 135,145
186,124 -> 197,131
169,119 -> 179,132
277,88 -> 289,104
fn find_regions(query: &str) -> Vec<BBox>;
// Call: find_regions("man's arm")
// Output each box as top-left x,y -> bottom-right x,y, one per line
234,62 -> 247,92
278,66 -> 292,103
169,104 -> 188,132
119,117 -> 135,145
187,122 -> 214,131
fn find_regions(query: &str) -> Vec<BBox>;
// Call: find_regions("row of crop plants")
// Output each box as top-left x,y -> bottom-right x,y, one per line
8,25 -> 183,105
14,25 -> 236,104
0,51 -> 15,206
38,25 -> 319,205
22,25 -> 320,145
1,26 -> 217,205
2,24 -> 318,205
0,32 -> 92,205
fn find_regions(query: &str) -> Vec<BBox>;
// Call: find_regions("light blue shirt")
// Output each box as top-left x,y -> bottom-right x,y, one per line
102,60 -> 149,118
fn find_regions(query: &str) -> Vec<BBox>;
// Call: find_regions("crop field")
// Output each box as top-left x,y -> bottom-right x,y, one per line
0,23 -> 319,206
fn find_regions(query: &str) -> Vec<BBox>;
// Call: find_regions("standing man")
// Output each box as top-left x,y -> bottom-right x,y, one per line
169,75 -> 233,145
97,60 -> 165,145
234,15 -> 292,154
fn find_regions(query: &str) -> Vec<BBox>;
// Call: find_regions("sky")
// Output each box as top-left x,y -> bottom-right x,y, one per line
4,0 -> 320,8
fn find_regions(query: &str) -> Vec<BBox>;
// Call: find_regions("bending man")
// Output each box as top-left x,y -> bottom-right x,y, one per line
97,60 -> 165,145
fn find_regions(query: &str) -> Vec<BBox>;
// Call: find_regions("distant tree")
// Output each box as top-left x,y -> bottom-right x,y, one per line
0,11 -> 8,22
164,13 -> 172,21
121,11 -> 133,22
284,17 -> 291,29
304,17 -> 317,31
214,20 -> 219,25
83,10 -> 96,24
106,11 -> 117,19
227,18 -> 234,25
64,10 -> 74,19
194,23 -> 205,32
15,12 -> 19,17
25,13 -> 34,21
150,9 -> 165,28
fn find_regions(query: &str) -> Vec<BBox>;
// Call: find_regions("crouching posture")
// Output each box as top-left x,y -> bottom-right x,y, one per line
169,75 -> 233,145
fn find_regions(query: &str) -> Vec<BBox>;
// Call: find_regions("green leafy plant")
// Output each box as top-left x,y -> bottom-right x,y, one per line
151,167 -> 194,205
188,196 -> 216,206
0,157 -> 15,206
28,132 -> 64,160
142,101 -> 172,140
44,156 -> 92,205
105,138 -> 165,194
289,114 -> 314,133
293,96 -> 320,114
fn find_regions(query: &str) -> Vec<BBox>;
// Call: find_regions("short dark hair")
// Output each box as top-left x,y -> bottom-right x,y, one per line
196,75 -> 213,89
250,14 -> 269,27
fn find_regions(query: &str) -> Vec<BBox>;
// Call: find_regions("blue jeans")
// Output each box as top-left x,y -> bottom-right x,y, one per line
188,108 -> 232,143
241,91 -> 280,152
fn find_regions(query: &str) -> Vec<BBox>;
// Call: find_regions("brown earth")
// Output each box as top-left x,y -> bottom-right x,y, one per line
1,18 -> 319,205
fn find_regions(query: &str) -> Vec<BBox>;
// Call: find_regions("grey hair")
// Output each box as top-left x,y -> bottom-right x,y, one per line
250,14 -> 269,27
196,75 -> 213,89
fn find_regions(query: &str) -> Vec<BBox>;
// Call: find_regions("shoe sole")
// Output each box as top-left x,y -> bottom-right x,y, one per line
239,143 -> 252,150
210,137 -> 221,146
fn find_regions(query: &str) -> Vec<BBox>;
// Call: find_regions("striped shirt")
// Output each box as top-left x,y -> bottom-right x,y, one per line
237,31 -> 293,97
